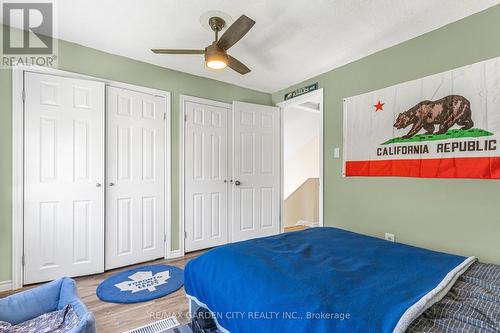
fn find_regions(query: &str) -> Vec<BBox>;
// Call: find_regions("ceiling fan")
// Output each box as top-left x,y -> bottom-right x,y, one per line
151,15 -> 255,75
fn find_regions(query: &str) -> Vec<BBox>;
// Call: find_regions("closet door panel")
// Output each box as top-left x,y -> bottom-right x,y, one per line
106,87 -> 166,269
184,101 -> 229,252
24,72 -> 105,284
231,101 -> 281,242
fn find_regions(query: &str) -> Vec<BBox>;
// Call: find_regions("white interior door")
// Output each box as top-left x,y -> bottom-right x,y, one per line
232,101 -> 281,242
106,87 -> 166,270
24,72 -> 105,284
184,100 -> 229,252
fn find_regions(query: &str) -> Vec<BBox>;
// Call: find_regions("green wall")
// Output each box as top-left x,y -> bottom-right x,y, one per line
3,5 -> 500,283
0,26 -> 271,282
272,5 -> 500,264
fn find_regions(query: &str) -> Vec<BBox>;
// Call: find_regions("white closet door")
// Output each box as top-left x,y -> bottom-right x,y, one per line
232,101 -> 281,242
184,100 -> 229,252
106,87 -> 166,270
24,72 -> 105,284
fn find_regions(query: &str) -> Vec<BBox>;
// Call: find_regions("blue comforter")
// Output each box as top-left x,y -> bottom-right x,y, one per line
184,227 -> 468,333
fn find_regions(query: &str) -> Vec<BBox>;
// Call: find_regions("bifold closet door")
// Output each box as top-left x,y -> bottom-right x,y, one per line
24,72 -> 105,284
106,87 -> 166,270
231,101 -> 281,242
184,101 -> 229,252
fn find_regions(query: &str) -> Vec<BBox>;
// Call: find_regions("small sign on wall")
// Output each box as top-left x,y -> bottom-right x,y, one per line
284,83 -> 318,100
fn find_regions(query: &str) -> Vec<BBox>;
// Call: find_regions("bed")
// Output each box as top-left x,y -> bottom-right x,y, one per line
184,227 -> 499,333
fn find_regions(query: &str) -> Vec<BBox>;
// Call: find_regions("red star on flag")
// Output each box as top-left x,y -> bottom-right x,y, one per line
374,101 -> 385,112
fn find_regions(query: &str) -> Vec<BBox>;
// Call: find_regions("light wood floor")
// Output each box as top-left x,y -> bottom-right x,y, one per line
283,225 -> 306,232
0,251 -> 202,333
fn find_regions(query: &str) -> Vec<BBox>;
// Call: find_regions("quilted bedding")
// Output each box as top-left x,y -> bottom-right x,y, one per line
408,262 -> 500,333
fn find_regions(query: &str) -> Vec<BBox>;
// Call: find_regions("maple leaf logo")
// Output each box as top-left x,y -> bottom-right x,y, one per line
114,270 -> 171,293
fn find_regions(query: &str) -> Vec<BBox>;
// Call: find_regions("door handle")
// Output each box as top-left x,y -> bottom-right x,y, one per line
234,180 -> 241,186
109,182 -> 115,186
96,183 -> 102,187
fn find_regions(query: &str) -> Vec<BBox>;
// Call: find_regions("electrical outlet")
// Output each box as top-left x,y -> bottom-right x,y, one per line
385,233 -> 395,242
334,147 -> 340,158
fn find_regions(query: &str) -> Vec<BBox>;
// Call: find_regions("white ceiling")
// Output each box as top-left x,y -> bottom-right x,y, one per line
24,1 -> 500,92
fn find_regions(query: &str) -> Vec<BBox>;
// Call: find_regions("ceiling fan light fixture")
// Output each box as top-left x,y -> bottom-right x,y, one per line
151,14 -> 254,75
206,59 -> 227,70
205,44 -> 228,70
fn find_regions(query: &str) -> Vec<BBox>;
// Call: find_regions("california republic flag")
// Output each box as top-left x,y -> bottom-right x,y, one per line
343,56 -> 500,179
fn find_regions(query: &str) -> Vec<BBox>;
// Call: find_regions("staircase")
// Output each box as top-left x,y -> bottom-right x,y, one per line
283,178 -> 319,229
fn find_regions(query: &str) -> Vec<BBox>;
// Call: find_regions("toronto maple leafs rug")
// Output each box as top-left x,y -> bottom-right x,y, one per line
96,264 -> 184,303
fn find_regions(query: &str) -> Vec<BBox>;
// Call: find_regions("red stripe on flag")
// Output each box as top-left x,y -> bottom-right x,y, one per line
345,157 -> 500,179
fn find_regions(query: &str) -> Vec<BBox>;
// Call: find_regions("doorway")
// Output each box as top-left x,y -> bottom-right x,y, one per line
278,89 -> 324,232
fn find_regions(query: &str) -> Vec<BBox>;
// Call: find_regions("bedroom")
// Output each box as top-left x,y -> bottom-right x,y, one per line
0,1 -> 499,332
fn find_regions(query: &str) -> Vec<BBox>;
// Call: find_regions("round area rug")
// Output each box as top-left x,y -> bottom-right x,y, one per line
96,264 -> 184,304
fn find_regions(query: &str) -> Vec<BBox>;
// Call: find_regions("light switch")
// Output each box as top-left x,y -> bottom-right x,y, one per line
334,147 -> 340,158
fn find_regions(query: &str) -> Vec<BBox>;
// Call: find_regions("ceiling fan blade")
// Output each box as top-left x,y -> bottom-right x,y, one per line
216,15 -> 255,50
151,49 -> 205,54
228,55 -> 251,75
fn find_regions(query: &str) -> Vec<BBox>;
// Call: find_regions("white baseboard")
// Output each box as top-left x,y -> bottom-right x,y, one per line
295,220 -> 320,227
167,249 -> 182,259
0,280 -> 12,292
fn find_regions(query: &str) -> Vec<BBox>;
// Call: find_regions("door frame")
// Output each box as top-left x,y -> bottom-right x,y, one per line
179,95 -> 231,257
11,65 -> 172,289
276,88 -> 324,231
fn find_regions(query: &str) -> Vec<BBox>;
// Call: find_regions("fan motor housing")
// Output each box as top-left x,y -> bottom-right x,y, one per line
205,43 -> 228,63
